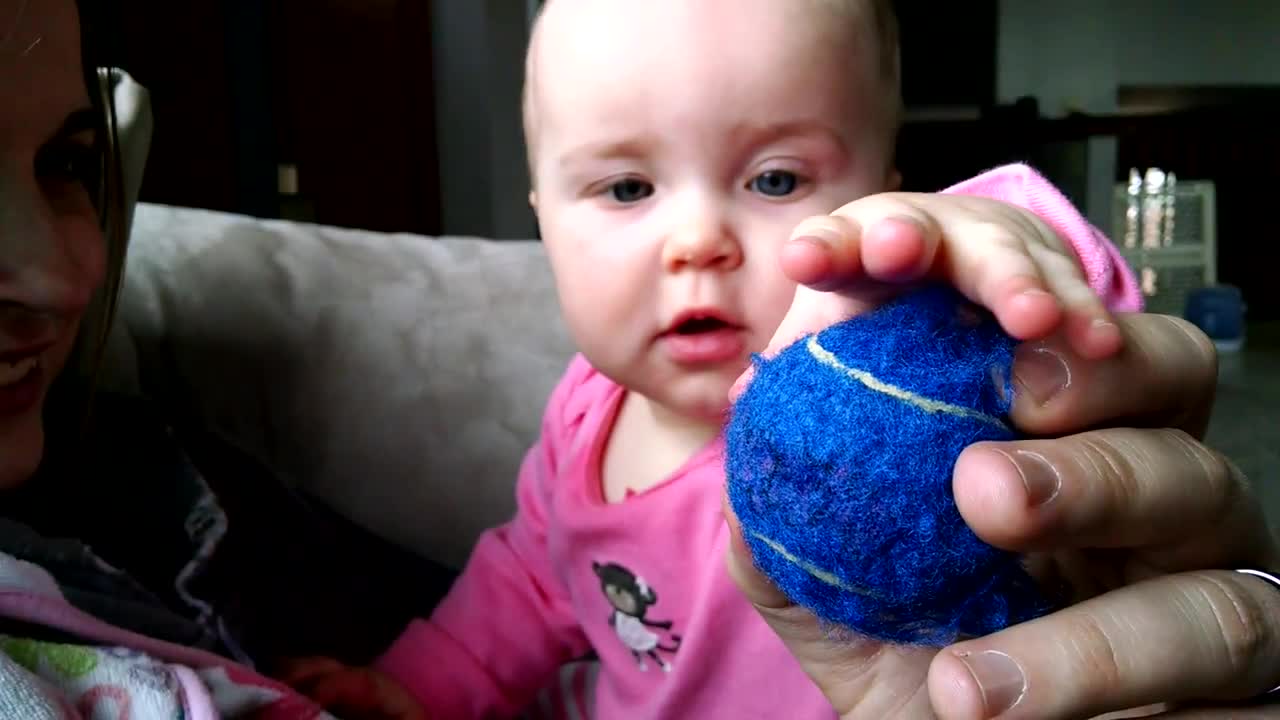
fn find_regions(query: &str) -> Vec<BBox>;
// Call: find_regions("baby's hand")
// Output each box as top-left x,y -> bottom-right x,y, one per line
279,656 -> 427,720
766,192 -> 1123,368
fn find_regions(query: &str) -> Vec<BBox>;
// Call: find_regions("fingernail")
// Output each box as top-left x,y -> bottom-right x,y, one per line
1012,344 -> 1071,406
1011,450 -> 1061,507
955,650 -> 1026,717
789,219 -> 844,248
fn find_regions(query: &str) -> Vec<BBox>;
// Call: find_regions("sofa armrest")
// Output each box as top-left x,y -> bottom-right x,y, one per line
107,204 -> 574,569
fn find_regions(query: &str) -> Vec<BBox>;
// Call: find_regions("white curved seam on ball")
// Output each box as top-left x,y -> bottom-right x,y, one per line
751,532 -> 956,636
805,335 -> 1009,431
749,531 -> 882,598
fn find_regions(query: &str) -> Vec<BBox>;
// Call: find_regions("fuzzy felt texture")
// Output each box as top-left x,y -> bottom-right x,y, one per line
726,284 -> 1051,646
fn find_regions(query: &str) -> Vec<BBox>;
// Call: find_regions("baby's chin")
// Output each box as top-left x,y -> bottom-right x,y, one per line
645,367 -> 742,426
587,349 -> 747,423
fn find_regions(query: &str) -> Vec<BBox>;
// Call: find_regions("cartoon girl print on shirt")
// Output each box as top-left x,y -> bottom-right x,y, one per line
591,562 -> 682,672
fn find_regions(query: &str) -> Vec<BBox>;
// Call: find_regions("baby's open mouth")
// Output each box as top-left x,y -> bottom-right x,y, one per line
672,316 -> 732,335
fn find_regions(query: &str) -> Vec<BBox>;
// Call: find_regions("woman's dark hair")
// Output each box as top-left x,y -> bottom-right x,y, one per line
74,0 -> 120,216
77,0 -> 101,110
45,0 -> 128,440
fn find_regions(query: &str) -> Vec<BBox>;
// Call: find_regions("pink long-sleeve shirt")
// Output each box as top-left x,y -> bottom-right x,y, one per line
376,165 -> 1143,719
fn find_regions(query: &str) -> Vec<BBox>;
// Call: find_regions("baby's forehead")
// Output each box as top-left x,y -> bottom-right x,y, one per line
530,0 -> 874,62
525,1 -> 876,107
522,0 -> 894,170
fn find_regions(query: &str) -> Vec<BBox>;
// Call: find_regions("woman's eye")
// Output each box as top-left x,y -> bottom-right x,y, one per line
608,178 -> 654,204
36,142 -> 100,192
749,170 -> 800,197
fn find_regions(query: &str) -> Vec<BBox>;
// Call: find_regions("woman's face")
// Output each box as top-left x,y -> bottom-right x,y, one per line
0,0 -> 107,488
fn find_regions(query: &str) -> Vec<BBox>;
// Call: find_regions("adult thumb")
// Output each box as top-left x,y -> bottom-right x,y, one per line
722,490 -> 791,609
723,490 -> 936,717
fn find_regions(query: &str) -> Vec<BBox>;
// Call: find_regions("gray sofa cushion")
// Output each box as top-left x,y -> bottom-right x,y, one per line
104,203 -> 574,569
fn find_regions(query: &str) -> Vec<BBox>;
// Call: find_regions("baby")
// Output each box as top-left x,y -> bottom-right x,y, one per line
288,0 -> 1140,717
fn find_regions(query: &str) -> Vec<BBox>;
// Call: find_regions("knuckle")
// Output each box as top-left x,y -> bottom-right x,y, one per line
1073,432 -> 1141,509
966,227 -> 1027,296
1062,610 -> 1125,694
1158,429 -> 1239,519
1187,572 -> 1272,678
971,220 -> 1023,254
1160,314 -> 1217,357
1119,314 -> 1218,412
1015,210 -> 1060,253
1153,315 -> 1219,390
1028,243 -> 1081,279
985,200 -> 1058,255
862,194 -> 921,225
1074,429 -> 1247,533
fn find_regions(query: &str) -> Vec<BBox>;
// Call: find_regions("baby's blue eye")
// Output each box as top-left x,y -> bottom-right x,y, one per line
610,179 -> 654,203
750,170 -> 799,197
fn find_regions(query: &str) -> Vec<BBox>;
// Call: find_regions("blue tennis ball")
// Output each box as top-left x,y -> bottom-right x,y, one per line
726,284 -> 1051,646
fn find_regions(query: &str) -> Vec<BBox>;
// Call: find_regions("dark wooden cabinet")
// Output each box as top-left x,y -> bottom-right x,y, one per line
268,0 -> 441,235
895,0 -> 998,111
108,0 -> 242,214
110,0 -> 442,236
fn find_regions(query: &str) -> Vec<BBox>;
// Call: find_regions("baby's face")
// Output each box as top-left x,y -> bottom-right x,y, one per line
529,0 -> 892,422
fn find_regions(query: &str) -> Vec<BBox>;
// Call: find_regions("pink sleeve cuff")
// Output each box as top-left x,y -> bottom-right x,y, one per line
944,164 -> 1144,312
374,619 -> 435,688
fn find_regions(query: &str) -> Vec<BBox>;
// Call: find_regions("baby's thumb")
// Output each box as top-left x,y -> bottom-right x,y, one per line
764,286 -> 881,356
731,285 -> 875,405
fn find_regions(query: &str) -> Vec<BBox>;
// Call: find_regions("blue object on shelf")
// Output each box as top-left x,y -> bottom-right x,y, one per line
1184,285 -> 1245,351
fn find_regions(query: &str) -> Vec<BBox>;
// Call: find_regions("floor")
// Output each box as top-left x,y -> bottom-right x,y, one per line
1205,322 -> 1280,527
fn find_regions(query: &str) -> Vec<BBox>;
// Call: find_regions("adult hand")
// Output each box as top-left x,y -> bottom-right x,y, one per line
725,216 -> 1280,719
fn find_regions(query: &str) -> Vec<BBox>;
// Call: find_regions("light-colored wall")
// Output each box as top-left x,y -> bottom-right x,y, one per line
999,0 -> 1280,116
997,0 -> 1280,231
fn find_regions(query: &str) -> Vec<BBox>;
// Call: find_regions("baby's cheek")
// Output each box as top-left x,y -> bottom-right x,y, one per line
747,265 -> 800,327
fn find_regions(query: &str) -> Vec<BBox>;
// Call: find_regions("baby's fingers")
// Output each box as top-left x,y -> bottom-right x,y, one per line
788,195 -> 1064,340
783,206 -> 940,292
1029,243 -> 1123,359
927,201 -> 1121,358
780,215 -> 861,290
933,229 -> 1064,342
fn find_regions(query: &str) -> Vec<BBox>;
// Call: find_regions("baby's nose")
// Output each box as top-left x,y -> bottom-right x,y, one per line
663,214 -> 744,272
